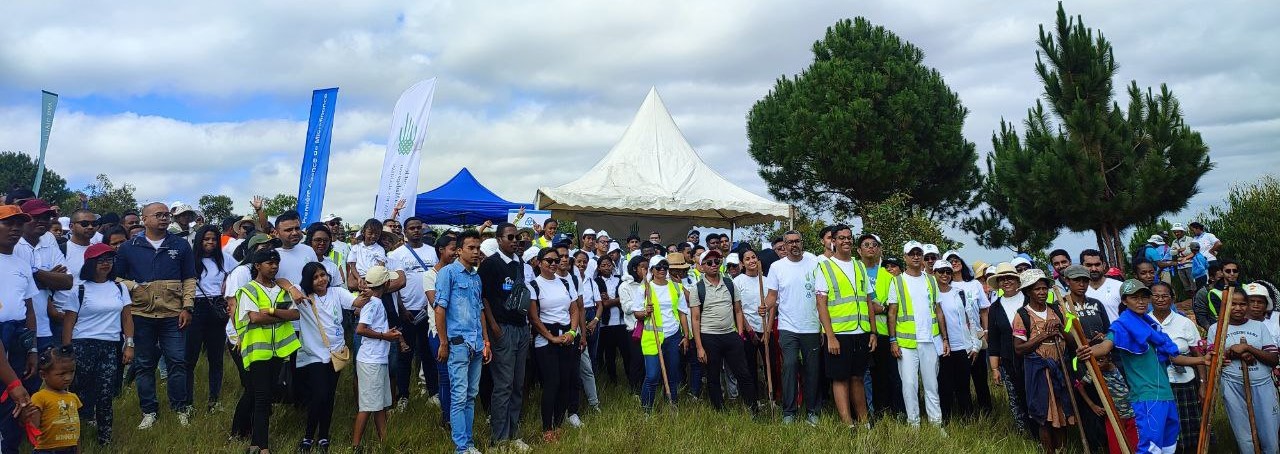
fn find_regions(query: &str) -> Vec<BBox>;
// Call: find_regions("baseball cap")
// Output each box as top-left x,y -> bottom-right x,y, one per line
649,255 -> 668,269
1171,223 -> 1186,232
20,199 -> 54,216
365,265 -> 392,287
1120,279 -> 1150,296
84,243 -> 115,260
698,249 -> 722,264
932,260 -> 952,272
171,202 -> 194,216
1247,282 -> 1274,307
726,253 -> 740,266
0,205 -> 31,223
902,240 -> 924,255
250,248 -> 281,264
1062,265 -> 1090,280
882,257 -> 904,269
597,230 -> 611,240
581,228 -> 596,237
480,238 -> 498,257
522,246 -> 540,263
608,241 -> 621,253
857,233 -> 881,245
1011,257 -> 1032,268
321,214 -> 342,223
942,250 -> 961,262
922,244 -> 940,257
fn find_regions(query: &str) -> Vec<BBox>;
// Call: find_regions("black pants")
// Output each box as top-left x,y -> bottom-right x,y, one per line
301,362 -> 339,441
597,324 -> 630,383
394,310 -> 434,398
744,335 -> 764,405
534,340 -> 577,431
247,357 -> 283,448
969,349 -> 993,414
185,297 -> 228,406
938,349 -> 973,419
229,344 -> 252,439
702,332 -> 757,410
869,333 -> 904,416
627,335 -> 645,394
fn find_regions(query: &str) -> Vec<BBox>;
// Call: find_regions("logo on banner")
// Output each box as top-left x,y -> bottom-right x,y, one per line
397,113 -> 418,156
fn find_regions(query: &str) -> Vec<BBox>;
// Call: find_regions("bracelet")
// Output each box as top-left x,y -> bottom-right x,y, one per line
0,380 -> 21,403
567,329 -> 578,338
266,307 -> 276,315
888,336 -> 897,343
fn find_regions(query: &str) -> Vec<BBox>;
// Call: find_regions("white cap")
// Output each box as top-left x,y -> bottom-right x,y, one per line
902,240 -> 924,254
1246,282 -> 1274,308
649,255 -> 667,269
480,238 -> 498,258
933,260 -> 953,271
597,230 -> 611,239
1147,235 -> 1165,246
581,228 -> 596,237
608,241 -> 622,253
1011,257 -> 1032,268
171,201 -> 194,216
58,217 -> 70,231
697,249 -> 723,264
522,246 -> 540,263
942,250 -> 961,261
922,244 -> 940,257
1171,222 -> 1186,232
321,213 -> 342,223
726,253 -> 740,265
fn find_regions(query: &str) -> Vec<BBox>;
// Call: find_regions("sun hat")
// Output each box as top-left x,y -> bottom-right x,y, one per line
665,252 -> 690,270
1171,223 -> 1186,232
1146,234 -> 1165,246
1017,269 -> 1053,292
973,261 -> 991,278
986,262 -> 1019,288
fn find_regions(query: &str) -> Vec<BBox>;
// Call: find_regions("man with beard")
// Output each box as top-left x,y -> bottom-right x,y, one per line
763,231 -> 822,425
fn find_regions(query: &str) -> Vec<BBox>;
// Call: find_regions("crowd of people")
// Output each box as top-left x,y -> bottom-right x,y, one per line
0,187 -> 1273,454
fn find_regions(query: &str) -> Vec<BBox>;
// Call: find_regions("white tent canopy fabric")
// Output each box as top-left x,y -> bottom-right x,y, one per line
536,87 -> 792,228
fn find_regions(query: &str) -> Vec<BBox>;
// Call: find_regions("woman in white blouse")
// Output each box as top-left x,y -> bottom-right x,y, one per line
63,243 -> 134,446
617,255 -> 648,395
528,247 -> 582,443
188,224 -> 233,412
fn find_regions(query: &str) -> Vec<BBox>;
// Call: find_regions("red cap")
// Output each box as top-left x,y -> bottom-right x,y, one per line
19,199 -> 54,216
1106,267 -> 1123,278
84,243 -> 116,260
0,205 -> 31,223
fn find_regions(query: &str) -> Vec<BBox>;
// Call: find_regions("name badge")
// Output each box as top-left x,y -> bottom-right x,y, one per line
502,277 -> 513,291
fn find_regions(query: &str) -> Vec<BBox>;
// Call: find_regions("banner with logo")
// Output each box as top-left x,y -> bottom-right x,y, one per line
295,87 -> 339,225
33,90 -> 58,195
375,78 -> 436,222
508,209 -> 552,230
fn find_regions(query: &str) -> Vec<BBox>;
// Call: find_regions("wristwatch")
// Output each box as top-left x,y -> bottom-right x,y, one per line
125,337 -> 135,348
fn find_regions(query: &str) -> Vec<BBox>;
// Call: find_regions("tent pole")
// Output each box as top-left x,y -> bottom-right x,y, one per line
730,221 -> 736,244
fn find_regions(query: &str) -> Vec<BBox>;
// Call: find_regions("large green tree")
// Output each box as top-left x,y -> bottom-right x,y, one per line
81,174 -> 138,215
198,194 -> 235,223
980,4 -> 1212,267
962,157 -> 1059,254
1202,176 -> 1280,283
0,151 -> 74,206
262,193 -> 298,217
860,193 -> 959,259
746,17 -> 979,219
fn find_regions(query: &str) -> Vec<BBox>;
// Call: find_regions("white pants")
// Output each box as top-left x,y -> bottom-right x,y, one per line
898,341 -> 942,425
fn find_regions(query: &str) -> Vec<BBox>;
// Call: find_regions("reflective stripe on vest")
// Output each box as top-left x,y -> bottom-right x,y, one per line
1209,288 -> 1223,318
873,266 -> 893,335
236,281 -> 302,368
640,282 -> 683,356
819,260 -> 872,333
893,274 -> 940,349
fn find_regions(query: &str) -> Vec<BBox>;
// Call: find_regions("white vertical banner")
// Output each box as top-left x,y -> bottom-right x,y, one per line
375,78 -> 437,222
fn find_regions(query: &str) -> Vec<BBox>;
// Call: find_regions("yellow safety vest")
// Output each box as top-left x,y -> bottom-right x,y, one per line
535,236 -> 552,249
891,274 -> 940,349
819,260 -> 872,333
640,282 -> 683,356
1209,288 -> 1223,318
873,265 -> 894,335
235,281 -> 302,368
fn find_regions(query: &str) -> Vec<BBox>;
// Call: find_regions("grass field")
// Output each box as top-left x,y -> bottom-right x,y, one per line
74,356 -> 1242,453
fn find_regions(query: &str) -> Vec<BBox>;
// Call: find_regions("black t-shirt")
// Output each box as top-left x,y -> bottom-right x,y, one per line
1069,296 -> 1111,341
480,252 -> 527,326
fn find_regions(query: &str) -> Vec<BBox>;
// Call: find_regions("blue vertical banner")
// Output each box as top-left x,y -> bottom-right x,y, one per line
296,87 -> 339,225
33,90 -> 58,195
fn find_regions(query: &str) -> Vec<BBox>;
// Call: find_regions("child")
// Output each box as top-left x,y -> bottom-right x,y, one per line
1077,279 -> 1210,454
1077,354 -> 1138,453
352,266 -> 401,449
1189,243 -> 1208,290
1208,285 -> 1280,454
28,347 -> 82,454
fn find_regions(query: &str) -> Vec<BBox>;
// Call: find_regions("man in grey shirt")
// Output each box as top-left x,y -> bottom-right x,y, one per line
690,250 -> 758,414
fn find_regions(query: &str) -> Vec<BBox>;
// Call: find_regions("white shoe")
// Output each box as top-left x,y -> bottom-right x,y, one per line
509,439 -> 533,453
427,395 -> 441,407
567,413 -> 583,428
394,397 -> 409,412
462,447 -> 482,454
177,410 -> 190,427
137,413 -> 157,430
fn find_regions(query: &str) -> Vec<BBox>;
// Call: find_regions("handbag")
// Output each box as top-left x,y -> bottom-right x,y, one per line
631,281 -> 652,342
308,300 -> 351,372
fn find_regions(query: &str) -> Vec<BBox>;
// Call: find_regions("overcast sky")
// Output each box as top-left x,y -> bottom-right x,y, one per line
1,1 -> 1276,264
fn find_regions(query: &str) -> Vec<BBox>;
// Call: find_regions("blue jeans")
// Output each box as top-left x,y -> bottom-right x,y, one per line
641,333 -> 683,411
0,321 -> 32,453
134,315 -> 190,414
447,342 -> 483,453
427,335 -> 451,424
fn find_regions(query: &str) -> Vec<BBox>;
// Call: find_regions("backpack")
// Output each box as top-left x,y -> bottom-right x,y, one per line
77,281 -> 125,309
695,276 -> 738,308
502,260 -> 531,317
528,277 -> 572,304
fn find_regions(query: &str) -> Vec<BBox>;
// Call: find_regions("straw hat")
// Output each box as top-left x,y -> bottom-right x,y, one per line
985,262 -> 1019,288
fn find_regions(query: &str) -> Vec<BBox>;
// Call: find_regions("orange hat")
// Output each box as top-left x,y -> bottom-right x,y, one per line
0,205 -> 31,223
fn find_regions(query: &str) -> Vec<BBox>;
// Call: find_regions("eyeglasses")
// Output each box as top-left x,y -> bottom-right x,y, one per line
73,220 -> 95,228
1152,294 -> 1172,301
835,235 -> 853,241
785,239 -> 802,244
148,212 -> 172,219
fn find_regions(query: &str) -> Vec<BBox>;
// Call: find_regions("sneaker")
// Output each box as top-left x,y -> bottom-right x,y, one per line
590,404 -> 601,413
177,410 -> 191,427
462,447 -> 482,454
394,397 -> 409,412
509,439 -> 532,453
208,401 -> 223,413
316,439 -> 330,453
426,394 -> 440,407
782,415 -> 796,425
298,438 -> 313,453
807,414 -> 819,427
137,413 -> 157,430
567,414 -> 583,428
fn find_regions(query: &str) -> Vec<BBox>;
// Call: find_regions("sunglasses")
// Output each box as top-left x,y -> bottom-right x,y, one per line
703,259 -> 722,266
1224,269 -> 1239,274
542,258 -> 561,265
504,234 -> 517,241
73,220 -> 95,228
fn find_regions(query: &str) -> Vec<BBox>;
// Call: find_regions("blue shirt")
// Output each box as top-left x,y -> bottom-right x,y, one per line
1107,332 -> 1175,402
1190,252 -> 1208,279
434,261 -> 485,351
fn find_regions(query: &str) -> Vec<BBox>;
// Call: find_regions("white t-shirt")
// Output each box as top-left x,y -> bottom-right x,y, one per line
15,237 -> 66,337
956,279 -> 991,310
812,257 -> 875,334
998,292 -> 1025,326
937,287 -> 973,352
347,242 -> 387,279
529,275 -> 578,348
296,289 -> 354,367
321,257 -> 345,289
884,272 -> 938,343
388,244 -> 436,311
70,281 -> 131,341
223,265 -> 252,298
618,279 -> 643,330
631,280 -> 689,339
1087,279 -> 1124,322
734,273 -> 766,332
222,237 -> 245,257
197,255 -> 235,299
53,241 -> 92,310
1208,319 -> 1277,386
357,297 -> 390,364
0,253 -> 39,323
598,275 -> 623,327
1156,311 -> 1202,384
1194,232 -> 1221,262
276,245 -> 318,286
423,268 -> 441,336
573,270 -> 599,309
766,253 -> 821,334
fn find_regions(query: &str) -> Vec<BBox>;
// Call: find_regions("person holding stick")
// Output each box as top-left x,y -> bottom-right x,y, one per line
732,248 -> 769,410
1076,279 -> 1211,454
1010,269 -> 1076,453
633,255 -> 689,412
1206,285 -> 1279,454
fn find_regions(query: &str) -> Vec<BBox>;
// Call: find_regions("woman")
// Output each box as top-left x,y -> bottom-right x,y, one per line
732,248 -> 770,409
593,256 -> 628,386
571,250 -> 601,420
307,223 -> 345,290
945,251 -> 992,414
224,234 -> 280,440
188,224 -> 231,412
233,249 -> 303,454
632,255 -> 689,413
1151,281 -> 1203,453
985,262 -> 1035,436
934,260 -> 976,419
423,234 -> 457,429
1135,261 -> 1157,288
62,243 -> 134,446
1011,270 -> 1075,453
529,248 -> 582,443
617,256 -> 648,395
296,261 -> 370,452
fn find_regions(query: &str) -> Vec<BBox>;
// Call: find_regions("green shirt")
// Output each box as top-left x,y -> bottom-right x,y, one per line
1107,332 -> 1175,402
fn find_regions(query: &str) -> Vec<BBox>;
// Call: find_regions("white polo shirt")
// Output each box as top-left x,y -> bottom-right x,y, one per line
0,252 -> 39,323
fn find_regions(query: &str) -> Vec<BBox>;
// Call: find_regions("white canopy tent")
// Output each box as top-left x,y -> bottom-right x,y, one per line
536,87 -> 792,232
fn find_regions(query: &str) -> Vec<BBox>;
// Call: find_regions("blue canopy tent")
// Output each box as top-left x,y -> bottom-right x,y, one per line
414,168 -> 533,225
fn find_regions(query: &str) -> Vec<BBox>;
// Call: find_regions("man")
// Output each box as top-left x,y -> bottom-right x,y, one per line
1012,256 -> 1032,274
718,233 -> 732,257
1048,249 -> 1072,288
434,230 -> 490,454
707,234 -> 724,259
921,244 -> 940,274
578,229 -> 597,259
114,202 -> 196,429
817,226 -> 834,262
1080,249 -> 1124,321
169,202 -> 197,242
816,225 -> 877,431
322,214 -> 350,280
273,210 -> 318,285
1144,234 -> 1174,284
1187,222 -> 1222,267
1169,223 -> 1196,292
534,219 -> 557,249
387,216 -> 439,409
479,223 -> 533,452
121,210 -> 141,233
648,231 -> 662,245
595,231 -> 612,257
690,249 -> 758,414
763,231 -> 822,425
52,209 -> 97,331
886,240 -> 949,431
384,218 -> 402,239
15,200 -> 72,364
1058,264 -> 1111,452
0,205 -> 38,453
687,229 -> 701,247
858,233 -> 903,417
1193,260 -> 1242,331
